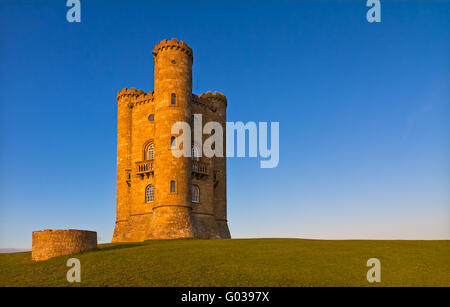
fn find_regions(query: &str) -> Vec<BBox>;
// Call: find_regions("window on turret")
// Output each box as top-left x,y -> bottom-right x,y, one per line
192,185 -> 200,203
145,184 -> 154,203
171,136 -> 176,148
148,114 -> 154,122
171,93 -> 176,105
170,181 -> 176,193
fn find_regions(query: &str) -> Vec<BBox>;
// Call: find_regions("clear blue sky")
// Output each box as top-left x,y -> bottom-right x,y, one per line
0,0 -> 449,248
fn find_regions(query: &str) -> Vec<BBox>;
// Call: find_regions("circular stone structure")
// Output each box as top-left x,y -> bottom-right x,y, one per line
32,229 -> 97,261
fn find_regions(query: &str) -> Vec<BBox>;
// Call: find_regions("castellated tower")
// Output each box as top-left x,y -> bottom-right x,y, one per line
112,39 -> 231,242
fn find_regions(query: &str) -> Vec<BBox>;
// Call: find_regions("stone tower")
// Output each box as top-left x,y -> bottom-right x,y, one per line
112,39 -> 231,242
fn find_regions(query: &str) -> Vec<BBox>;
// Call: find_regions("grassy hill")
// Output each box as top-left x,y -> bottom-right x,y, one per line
0,238 -> 448,287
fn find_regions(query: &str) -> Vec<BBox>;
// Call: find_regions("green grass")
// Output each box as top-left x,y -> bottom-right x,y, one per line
0,239 -> 449,286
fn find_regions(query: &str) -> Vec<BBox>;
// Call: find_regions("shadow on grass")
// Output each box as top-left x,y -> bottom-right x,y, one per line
99,243 -> 146,251
143,237 -> 200,243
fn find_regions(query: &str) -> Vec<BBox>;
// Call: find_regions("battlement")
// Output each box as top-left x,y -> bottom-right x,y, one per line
152,38 -> 193,63
117,88 -> 145,100
199,91 -> 227,107
117,88 -> 154,106
135,91 -> 154,106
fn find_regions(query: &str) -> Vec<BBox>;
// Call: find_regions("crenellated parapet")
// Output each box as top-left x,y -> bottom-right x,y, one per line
152,38 -> 193,63
135,91 -> 154,106
198,91 -> 227,109
117,88 -> 154,107
193,94 -> 216,112
117,87 -> 144,100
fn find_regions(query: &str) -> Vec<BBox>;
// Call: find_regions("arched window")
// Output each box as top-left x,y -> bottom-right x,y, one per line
171,93 -> 176,105
146,144 -> 154,160
192,185 -> 199,203
171,136 -> 176,148
170,181 -> 176,193
148,114 -> 154,122
192,144 -> 200,161
145,184 -> 154,203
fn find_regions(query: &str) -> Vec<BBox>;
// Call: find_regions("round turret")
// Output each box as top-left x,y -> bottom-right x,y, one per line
152,38 -> 193,63
150,38 -> 195,239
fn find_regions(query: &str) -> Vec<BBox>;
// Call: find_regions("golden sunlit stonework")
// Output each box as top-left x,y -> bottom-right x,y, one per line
112,39 -> 231,242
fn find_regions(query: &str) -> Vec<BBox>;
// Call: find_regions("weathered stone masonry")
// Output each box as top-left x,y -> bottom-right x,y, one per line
112,39 -> 231,242
32,229 -> 97,261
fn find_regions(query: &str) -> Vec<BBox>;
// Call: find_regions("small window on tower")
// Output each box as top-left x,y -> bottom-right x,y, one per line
171,136 -> 176,148
192,185 -> 200,203
148,114 -> 154,122
145,184 -> 154,203
146,144 -> 154,160
170,181 -> 176,193
171,60 -> 176,64
171,93 -> 176,105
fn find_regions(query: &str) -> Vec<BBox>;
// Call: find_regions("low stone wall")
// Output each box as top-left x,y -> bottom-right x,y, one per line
32,229 -> 97,261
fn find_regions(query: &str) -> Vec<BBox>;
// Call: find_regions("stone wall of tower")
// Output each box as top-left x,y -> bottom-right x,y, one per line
126,92 -> 155,242
213,97 -> 230,238
191,96 -> 219,238
112,89 -> 138,243
112,39 -> 230,242
197,92 -> 231,239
